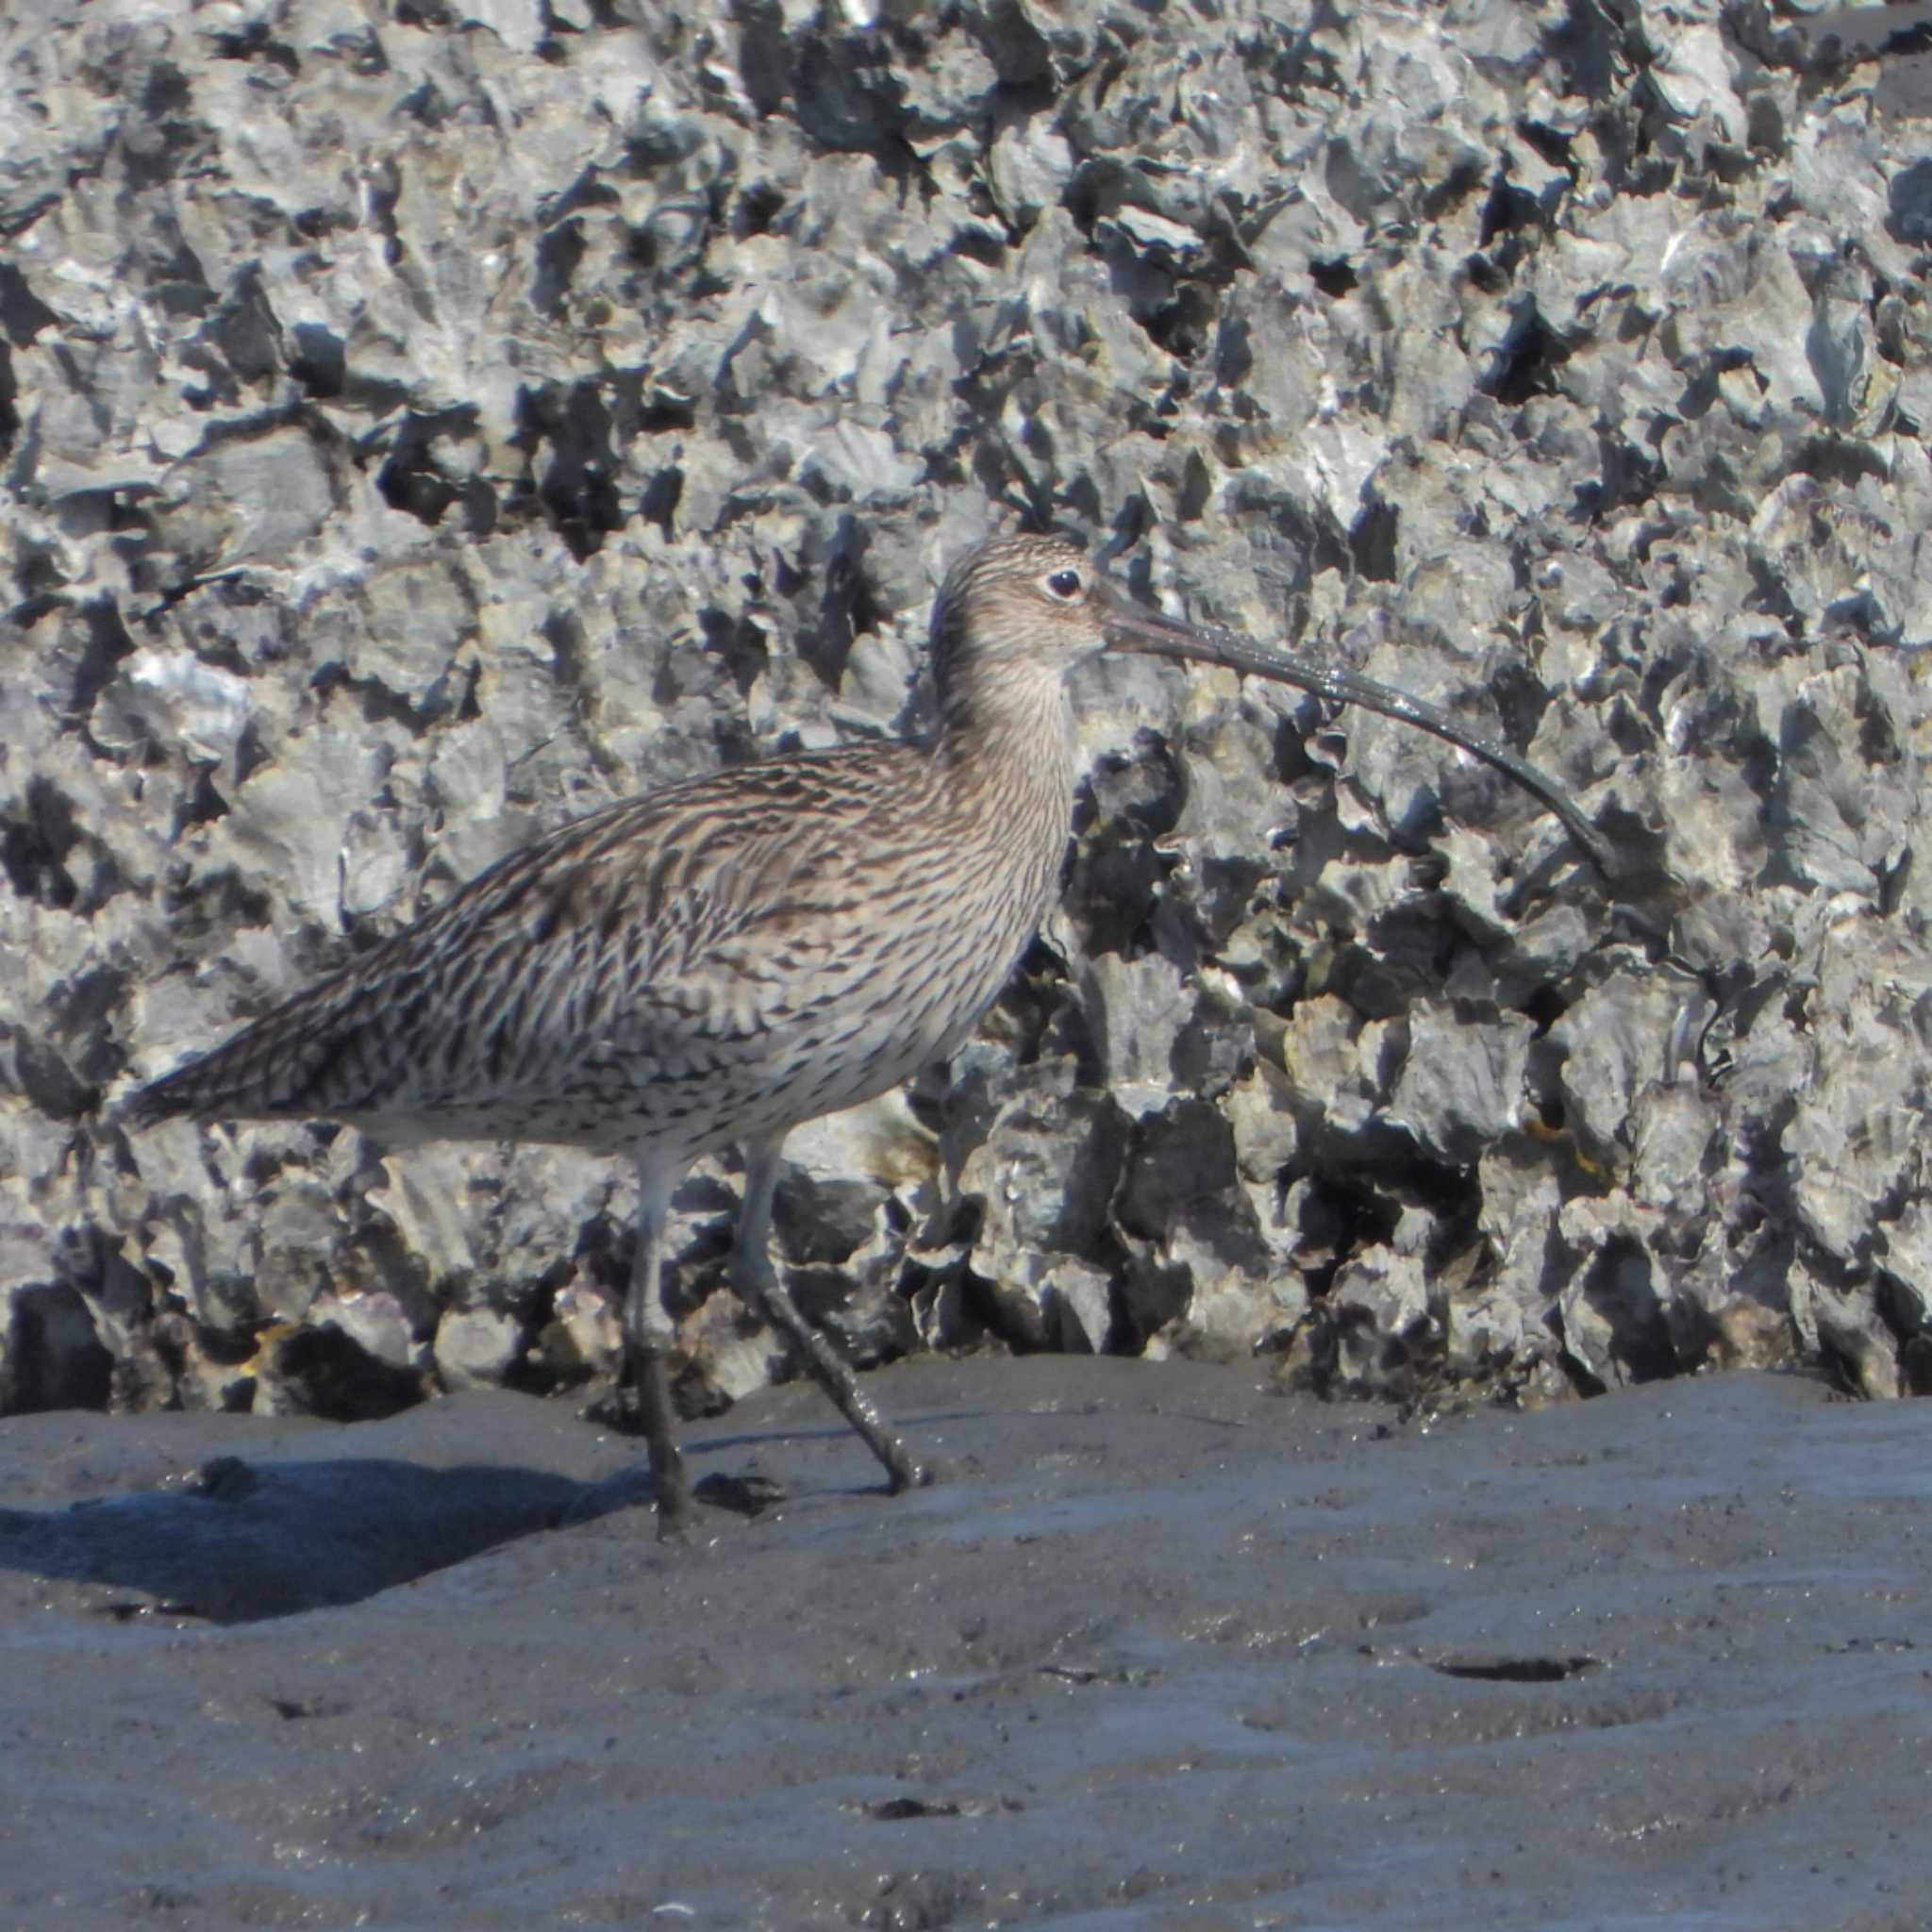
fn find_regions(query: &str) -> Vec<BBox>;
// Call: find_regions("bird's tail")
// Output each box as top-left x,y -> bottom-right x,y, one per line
119,1050 -> 258,1129
119,1009 -> 334,1129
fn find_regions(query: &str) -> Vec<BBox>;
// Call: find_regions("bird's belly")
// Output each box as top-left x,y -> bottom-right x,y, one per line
348,915 -> 1028,1158
656,939 -> 1012,1157
709,1004 -> 965,1150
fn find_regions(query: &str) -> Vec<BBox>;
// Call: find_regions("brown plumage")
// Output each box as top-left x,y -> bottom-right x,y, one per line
129,742 -> 1065,1153
129,532 -> 1608,1534
130,536 -> 1201,1531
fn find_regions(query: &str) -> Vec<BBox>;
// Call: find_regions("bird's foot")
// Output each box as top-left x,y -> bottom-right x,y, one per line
590,1380 -> 647,1436
654,1495 -> 696,1543
881,1443 -> 932,1496
692,1471 -> 788,1518
645,1429 -> 696,1541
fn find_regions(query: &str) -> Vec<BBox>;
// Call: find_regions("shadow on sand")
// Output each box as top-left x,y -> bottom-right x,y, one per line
0,1453 -> 652,1624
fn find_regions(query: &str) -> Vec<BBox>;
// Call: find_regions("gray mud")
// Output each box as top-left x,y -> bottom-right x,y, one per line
4,1364 -> 1928,1930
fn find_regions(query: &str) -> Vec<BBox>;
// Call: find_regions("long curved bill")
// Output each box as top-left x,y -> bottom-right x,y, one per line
1099,590 -> 1615,882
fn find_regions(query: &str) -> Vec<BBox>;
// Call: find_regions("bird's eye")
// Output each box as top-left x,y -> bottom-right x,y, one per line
1044,569 -> 1083,600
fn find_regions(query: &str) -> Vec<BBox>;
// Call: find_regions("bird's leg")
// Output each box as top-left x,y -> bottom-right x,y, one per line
734,1139 -> 927,1494
624,1162 -> 694,1539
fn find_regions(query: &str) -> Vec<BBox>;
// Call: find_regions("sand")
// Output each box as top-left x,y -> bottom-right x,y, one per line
3,1361 -> 1928,1929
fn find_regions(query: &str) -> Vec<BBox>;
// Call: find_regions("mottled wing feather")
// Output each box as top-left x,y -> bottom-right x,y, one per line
127,742 -> 959,1141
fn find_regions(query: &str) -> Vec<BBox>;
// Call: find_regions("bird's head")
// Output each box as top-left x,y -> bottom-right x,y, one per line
929,532 -> 1219,706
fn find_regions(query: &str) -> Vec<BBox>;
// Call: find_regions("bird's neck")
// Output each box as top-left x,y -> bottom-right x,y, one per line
924,663 -> 1082,978
934,661 -> 1080,815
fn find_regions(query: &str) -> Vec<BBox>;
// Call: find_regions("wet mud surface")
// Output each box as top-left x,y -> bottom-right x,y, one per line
2,1362 -> 1927,1929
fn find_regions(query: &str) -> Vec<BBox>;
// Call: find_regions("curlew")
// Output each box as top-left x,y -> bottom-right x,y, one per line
127,534 -> 1608,1534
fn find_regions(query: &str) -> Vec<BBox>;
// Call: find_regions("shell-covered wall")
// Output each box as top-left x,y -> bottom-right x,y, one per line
7,0 -> 1932,1419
